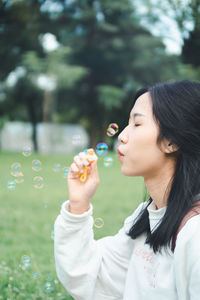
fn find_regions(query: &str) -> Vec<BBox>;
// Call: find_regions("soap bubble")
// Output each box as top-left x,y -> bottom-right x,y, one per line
103,156 -> 114,168
63,167 -> 70,178
32,160 -> 42,172
21,255 -> 32,270
106,123 -> 119,137
33,176 -> 44,189
96,143 -> 108,156
72,134 -> 81,145
44,282 -> 55,293
33,271 -> 39,279
14,175 -> 24,184
10,163 -> 22,177
46,274 -> 52,281
22,146 -> 32,157
7,180 -> 16,191
53,164 -> 61,172
94,218 -> 104,228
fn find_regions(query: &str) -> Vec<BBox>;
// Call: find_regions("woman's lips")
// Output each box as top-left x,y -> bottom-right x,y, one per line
117,148 -> 124,162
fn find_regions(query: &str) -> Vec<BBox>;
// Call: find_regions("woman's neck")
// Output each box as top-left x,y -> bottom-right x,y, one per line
144,162 -> 175,210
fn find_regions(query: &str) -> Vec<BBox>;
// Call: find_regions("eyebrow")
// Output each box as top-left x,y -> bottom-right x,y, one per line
130,112 -> 145,118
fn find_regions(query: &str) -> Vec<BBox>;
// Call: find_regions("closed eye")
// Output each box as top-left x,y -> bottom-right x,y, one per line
134,124 -> 141,127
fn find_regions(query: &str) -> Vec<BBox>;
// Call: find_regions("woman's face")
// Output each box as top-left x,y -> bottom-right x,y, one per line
117,92 -> 170,178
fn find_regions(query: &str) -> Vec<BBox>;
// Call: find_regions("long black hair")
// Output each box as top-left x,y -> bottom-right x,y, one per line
128,80 -> 200,253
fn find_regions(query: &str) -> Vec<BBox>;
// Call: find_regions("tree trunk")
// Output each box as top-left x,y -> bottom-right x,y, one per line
43,90 -> 52,122
89,129 -> 97,149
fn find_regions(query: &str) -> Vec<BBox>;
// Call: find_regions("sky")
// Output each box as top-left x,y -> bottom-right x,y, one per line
134,1 -> 183,55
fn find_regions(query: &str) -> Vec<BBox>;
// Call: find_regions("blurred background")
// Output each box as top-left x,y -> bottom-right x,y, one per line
1,0 -> 200,153
0,0 -> 200,299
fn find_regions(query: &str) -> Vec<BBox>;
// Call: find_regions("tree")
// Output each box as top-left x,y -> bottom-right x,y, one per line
1,46 -> 87,151
0,0 -> 182,150
0,0 -> 50,81
49,0 -> 181,147
0,0 -> 87,150
134,0 -> 200,75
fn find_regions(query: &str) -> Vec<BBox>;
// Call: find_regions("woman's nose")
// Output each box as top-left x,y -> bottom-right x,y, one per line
118,127 -> 128,144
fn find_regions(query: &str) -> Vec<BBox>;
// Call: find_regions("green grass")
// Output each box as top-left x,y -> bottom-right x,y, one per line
0,151 -> 145,299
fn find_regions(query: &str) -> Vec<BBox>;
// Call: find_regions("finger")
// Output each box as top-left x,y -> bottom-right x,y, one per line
78,152 -> 89,166
79,152 -> 89,166
68,171 -> 79,180
70,162 -> 79,174
87,160 -> 99,179
86,148 -> 98,163
74,156 -> 85,173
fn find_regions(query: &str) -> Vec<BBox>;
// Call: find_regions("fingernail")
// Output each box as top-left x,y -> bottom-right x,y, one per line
82,160 -> 89,166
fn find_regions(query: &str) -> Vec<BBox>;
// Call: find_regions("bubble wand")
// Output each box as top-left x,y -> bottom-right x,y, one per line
79,149 -> 97,182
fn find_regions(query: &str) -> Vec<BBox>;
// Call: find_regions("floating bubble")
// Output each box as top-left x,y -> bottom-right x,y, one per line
10,163 -> 22,177
7,180 -> 16,191
22,146 -> 32,157
46,274 -> 52,281
14,175 -> 24,184
53,164 -> 61,172
96,143 -> 108,156
72,134 -> 81,145
51,229 -> 54,240
33,271 -> 39,279
33,176 -> 44,189
32,160 -> 42,172
21,255 -> 32,270
103,156 -> 114,168
94,218 -> 104,228
63,167 -> 70,178
44,281 -> 55,293
106,123 -> 119,137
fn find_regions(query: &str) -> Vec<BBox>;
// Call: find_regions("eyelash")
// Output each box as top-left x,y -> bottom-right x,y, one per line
128,119 -> 141,127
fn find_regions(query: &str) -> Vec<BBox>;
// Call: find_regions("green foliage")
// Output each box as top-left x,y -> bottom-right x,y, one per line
22,47 -> 88,89
0,0 -> 186,147
97,85 -> 125,110
0,151 -> 145,299
53,0 -> 182,144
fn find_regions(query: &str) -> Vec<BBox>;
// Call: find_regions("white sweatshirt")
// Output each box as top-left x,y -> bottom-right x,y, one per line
54,200 -> 200,300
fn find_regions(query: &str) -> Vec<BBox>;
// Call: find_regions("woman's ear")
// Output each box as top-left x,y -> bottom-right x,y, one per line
165,143 -> 179,154
161,139 -> 179,154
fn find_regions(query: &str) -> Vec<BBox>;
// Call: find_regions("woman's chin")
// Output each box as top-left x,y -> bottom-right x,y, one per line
121,165 -> 141,177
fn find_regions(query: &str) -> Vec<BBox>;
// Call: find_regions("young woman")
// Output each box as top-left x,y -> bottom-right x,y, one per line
54,80 -> 200,300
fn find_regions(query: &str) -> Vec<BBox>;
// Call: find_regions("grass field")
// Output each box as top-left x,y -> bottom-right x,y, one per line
0,151 -> 145,299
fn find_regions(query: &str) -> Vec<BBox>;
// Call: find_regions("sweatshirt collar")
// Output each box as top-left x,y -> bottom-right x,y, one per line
147,201 -> 167,231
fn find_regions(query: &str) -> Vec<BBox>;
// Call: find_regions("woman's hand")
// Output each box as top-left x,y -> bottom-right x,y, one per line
67,149 -> 99,214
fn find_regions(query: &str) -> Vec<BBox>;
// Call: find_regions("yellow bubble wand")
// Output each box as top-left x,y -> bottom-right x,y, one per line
79,149 -> 97,182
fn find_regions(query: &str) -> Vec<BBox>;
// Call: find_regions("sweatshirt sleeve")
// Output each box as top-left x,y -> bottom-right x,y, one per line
54,200 -> 145,300
174,215 -> 200,300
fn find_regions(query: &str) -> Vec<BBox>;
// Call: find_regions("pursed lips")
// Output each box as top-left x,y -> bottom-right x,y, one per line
117,148 -> 125,157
